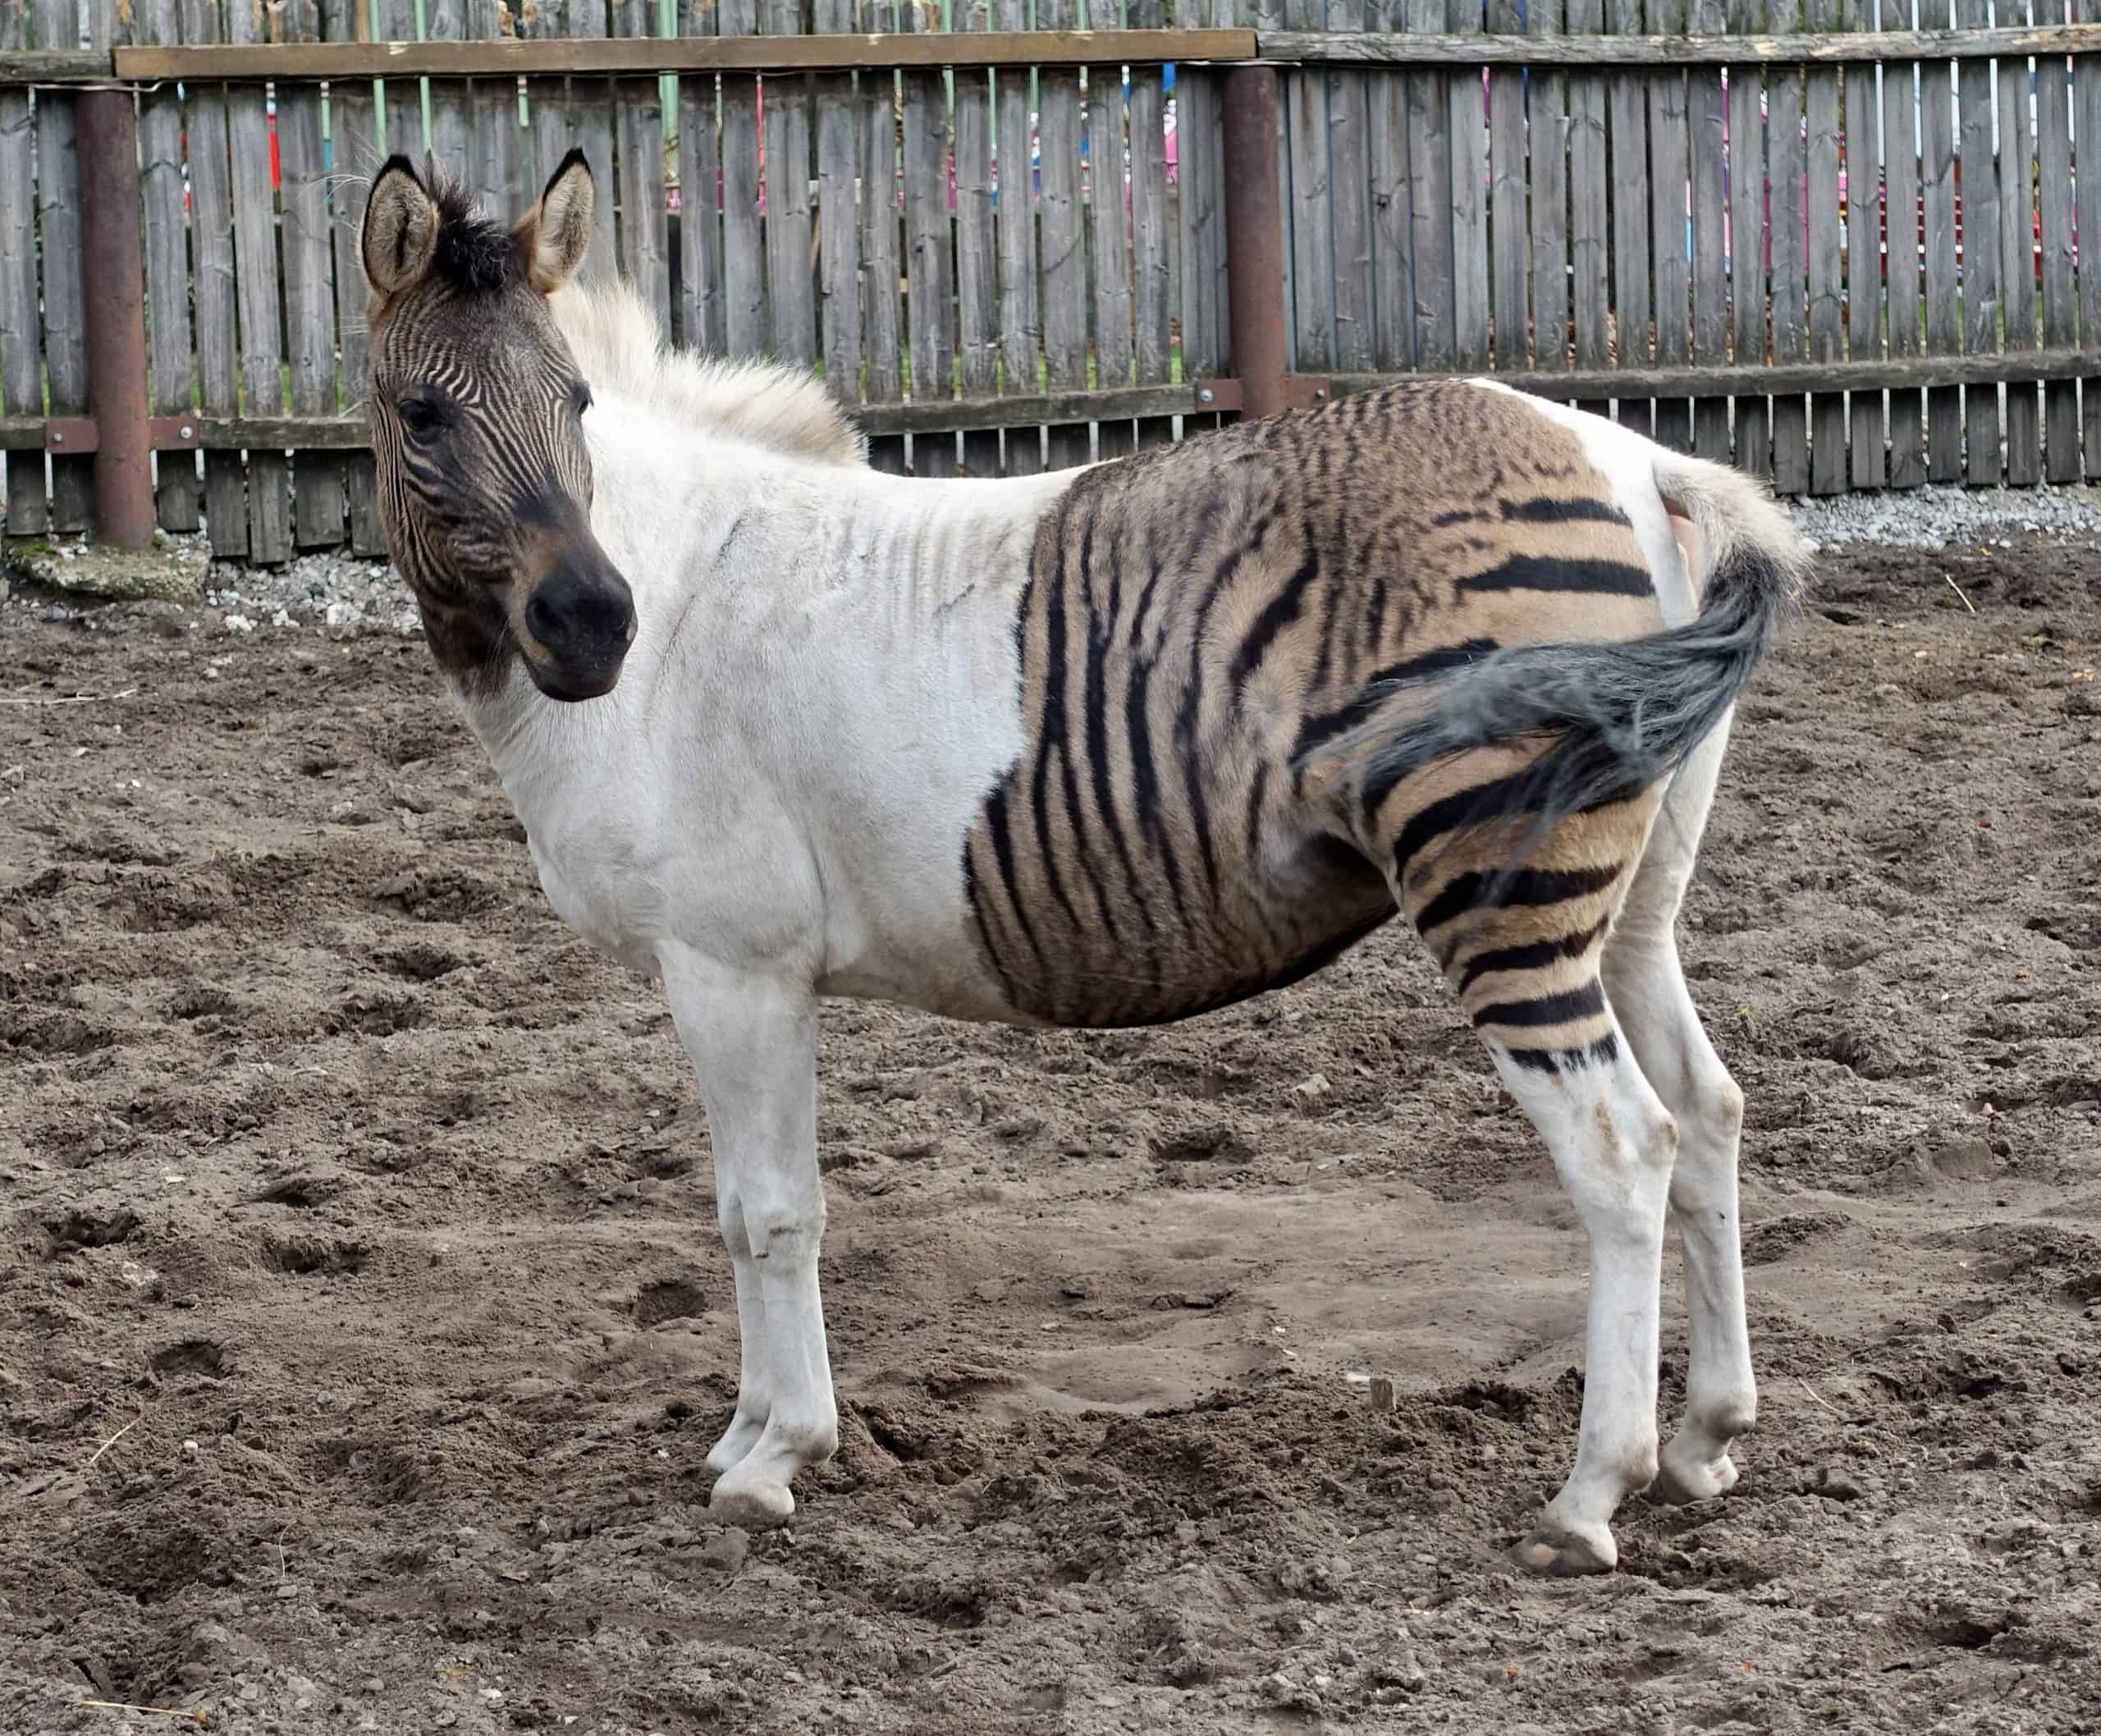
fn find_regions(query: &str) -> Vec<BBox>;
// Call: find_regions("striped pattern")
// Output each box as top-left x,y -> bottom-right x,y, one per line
961,382 -> 1668,1071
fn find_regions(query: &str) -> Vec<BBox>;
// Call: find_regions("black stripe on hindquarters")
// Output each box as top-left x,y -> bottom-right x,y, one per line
1453,915 -> 1614,994
1229,547 -> 1320,704
1291,638 -> 1503,767
1083,529 -> 1156,960
1499,496 -> 1635,528
1414,861 -> 1626,949
1455,553 -> 1655,598
1472,979 -> 1609,1030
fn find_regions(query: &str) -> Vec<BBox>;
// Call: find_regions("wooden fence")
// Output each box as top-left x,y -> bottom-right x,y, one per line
2,2 -> 2100,566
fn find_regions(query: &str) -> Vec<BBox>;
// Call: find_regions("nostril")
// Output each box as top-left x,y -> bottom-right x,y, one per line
524,592 -> 564,648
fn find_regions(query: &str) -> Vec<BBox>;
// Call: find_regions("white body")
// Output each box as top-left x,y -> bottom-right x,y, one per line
452,335 -> 1759,1561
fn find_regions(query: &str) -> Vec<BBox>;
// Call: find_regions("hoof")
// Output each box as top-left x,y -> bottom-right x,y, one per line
705,1413 -> 766,1476
708,1469 -> 796,1529
1510,1523 -> 1616,1578
1651,1442 -> 1740,1506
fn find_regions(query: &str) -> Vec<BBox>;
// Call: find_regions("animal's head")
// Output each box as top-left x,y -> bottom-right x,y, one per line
361,150 -> 634,703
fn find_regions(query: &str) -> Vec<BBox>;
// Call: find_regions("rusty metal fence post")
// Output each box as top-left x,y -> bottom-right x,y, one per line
76,85 -> 155,548
1221,64 -> 1290,422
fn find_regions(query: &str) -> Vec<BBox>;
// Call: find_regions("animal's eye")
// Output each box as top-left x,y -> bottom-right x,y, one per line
570,381 -> 593,418
397,397 -> 443,441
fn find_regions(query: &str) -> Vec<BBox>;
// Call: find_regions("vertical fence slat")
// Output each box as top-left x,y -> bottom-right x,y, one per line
140,0 -> 199,533
1487,0 -> 1527,370
281,0 -> 347,547
955,0 -> 999,473
1039,0 -> 1089,468
900,0 -> 954,474
1128,0 -> 1174,450
2037,16 -> 2077,480
2000,10 -> 2040,485
1449,0 -> 1490,375
426,0 -> 470,181
1880,0 -> 1924,484
0,0 -> 39,533
1367,0 -> 1411,369
181,0 -> 244,555
1840,0 -> 1883,486
1326,0 -> 1375,373
553,0 -> 619,279
1567,0 -> 1609,416
1957,0 -> 2000,483
676,0 -> 726,352
1283,0 -> 1332,373
2078,0 -> 2101,475
1407,0 -> 1458,370
1647,0 -> 1691,449
227,0 -> 291,562
35,0 -> 90,533
323,0 -> 385,555
722,0 -> 767,357
1726,0 -> 1769,474
856,0 -> 904,470
1687,0 -> 1728,458
762,0 -> 815,366
813,0 -> 859,396
474,8 -> 519,222
1767,12 -> 1808,493
526,7 -> 574,258
1528,0 -> 1570,378
1605,0 -> 1652,436
1921,9 -> 1961,479
1806,0 -> 1845,493
994,0 -> 1041,469
610,0 -> 670,331
1091,32 -> 1136,460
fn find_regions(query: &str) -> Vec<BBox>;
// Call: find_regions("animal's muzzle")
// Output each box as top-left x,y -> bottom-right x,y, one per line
521,553 -> 637,702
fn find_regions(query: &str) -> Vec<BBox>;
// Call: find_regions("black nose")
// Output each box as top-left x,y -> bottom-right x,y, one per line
524,563 -> 634,657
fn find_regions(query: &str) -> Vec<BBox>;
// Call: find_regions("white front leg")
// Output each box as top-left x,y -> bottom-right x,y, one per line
661,948 -> 838,1527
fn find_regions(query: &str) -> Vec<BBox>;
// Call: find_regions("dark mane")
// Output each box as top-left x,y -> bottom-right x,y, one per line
428,167 -> 516,294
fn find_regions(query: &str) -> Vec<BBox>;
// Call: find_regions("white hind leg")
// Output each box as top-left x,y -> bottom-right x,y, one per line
1494,1024 -> 1678,1574
1602,721 -> 1757,1504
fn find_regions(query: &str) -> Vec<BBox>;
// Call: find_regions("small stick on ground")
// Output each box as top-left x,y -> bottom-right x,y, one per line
0,686 -> 140,704
1944,573 -> 1978,614
1800,1377 -> 1842,1416
77,1700 -> 205,1724
85,1412 -> 143,1471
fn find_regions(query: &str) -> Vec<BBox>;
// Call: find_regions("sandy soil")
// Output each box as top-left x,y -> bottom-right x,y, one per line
2,538 -> 2099,1735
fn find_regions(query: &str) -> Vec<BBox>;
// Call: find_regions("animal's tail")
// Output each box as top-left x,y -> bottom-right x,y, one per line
1316,447 -> 1811,877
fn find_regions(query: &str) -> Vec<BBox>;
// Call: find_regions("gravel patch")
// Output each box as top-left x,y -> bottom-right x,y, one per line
7,479 -> 2099,639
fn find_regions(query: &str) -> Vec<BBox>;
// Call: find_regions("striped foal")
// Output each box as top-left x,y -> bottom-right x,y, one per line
359,152 -> 1809,1576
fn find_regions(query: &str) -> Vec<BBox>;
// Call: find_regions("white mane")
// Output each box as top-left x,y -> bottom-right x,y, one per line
549,276 -> 868,469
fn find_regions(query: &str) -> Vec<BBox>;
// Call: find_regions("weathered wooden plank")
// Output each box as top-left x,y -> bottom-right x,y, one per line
1880,0 -> 1922,486
137,0 -> 199,532
424,0 -> 470,188
1040,0 -> 1090,469
1806,0 -> 1845,492
1686,0 -> 1728,458
953,1 -> 998,474
813,0 -> 860,399
0,0 -> 39,531
1254,21 -> 2101,62
1408,0 -> 1458,370
1485,0 -> 1527,371
723,0 -> 767,356
1920,17 -> 1961,479
1956,0 -> 2000,484
1766,14 -> 1807,493
321,0 -> 384,555
1840,0 -> 1882,487
34,0 -> 90,532
1091,38 -> 1136,461
1328,343 -> 2101,392
991,0 -> 1040,471
674,0 -> 725,353
227,0 -> 290,561
468,2 -> 517,222
179,0 -> 245,555
1528,0 -> 1571,377
2038,24 -> 2078,480
1567,0 -> 1609,416
857,0 -> 904,471
1321,0 -> 1373,374
568,0 -> 621,281
762,0 -> 814,365
2080,0 -> 2101,475
1366,0 -> 1408,369
116,25 -> 1260,78
1449,0 -> 1490,375
607,0 -> 670,330
899,0 -> 953,476
279,0 -> 346,547
1128,0 -> 1175,451
1606,0 -> 1654,435
1646,0 -> 1691,449
1726,0 -> 1769,476
2000,7 -> 2040,486
1281,0 -> 1333,374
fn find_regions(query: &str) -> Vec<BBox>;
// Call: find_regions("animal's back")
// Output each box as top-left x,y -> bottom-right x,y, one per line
960,381 -> 1680,1030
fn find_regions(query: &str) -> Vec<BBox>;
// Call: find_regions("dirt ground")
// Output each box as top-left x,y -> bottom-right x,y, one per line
2,535 -> 2099,1735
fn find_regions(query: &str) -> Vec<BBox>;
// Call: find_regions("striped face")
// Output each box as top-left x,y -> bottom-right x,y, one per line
361,152 -> 634,703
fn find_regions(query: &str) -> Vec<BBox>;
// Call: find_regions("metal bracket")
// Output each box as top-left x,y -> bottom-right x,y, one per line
148,415 -> 202,449
1187,376 -> 1330,418
43,415 -> 204,452
43,417 -> 98,453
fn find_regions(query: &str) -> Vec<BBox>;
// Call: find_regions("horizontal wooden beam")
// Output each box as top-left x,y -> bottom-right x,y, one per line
0,50 -> 119,80
112,28 -> 1254,82
1261,23 -> 2101,66
1334,349 -> 2101,401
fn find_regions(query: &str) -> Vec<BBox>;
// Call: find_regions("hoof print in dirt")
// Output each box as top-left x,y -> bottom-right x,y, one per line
264,1232 -> 369,1276
248,1170 -> 350,1211
150,1338 -> 228,1381
42,1202 -> 141,1255
632,1277 -> 707,1326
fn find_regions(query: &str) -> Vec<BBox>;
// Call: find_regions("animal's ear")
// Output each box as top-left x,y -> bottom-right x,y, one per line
362,154 -> 442,300
514,149 -> 594,295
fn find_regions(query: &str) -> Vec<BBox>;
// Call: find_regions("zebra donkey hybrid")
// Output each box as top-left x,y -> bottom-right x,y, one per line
359,150 -> 1808,1576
